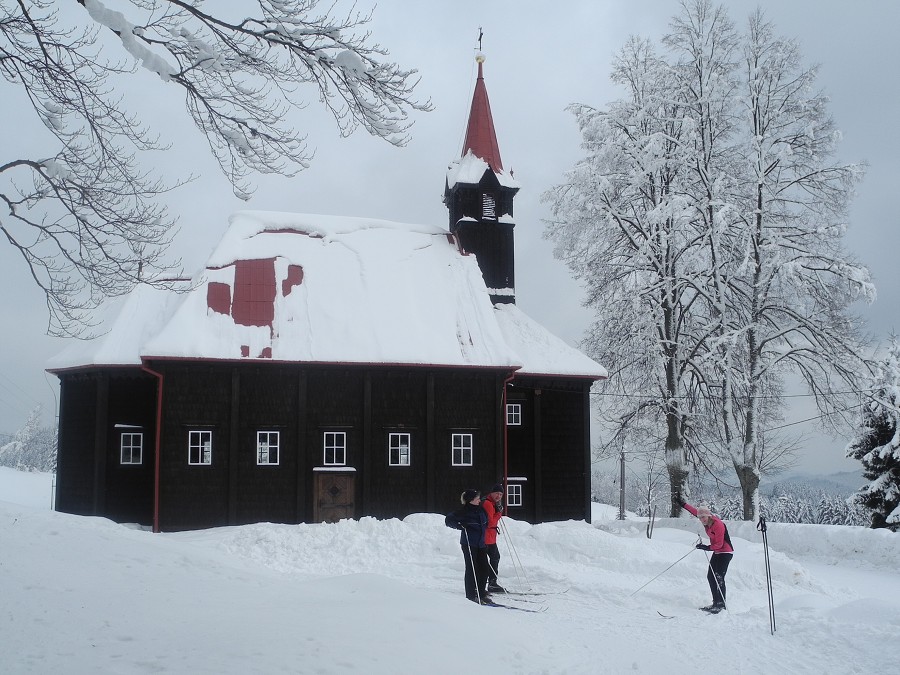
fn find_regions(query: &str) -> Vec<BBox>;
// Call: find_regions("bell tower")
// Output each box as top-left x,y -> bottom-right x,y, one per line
444,54 -> 519,305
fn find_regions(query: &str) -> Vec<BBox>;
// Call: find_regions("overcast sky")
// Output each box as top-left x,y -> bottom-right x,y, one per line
1,0 -> 897,475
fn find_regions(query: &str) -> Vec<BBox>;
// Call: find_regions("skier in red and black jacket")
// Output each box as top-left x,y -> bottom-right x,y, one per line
482,483 -> 505,593
677,495 -> 734,613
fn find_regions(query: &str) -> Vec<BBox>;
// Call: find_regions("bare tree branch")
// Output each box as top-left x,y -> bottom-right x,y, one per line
1,0 -> 431,336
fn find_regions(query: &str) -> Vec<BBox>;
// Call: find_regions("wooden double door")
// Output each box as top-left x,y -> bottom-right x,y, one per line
313,473 -> 355,523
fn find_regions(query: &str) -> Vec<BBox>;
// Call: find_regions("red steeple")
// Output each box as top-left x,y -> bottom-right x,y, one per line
461,55 -> 503,172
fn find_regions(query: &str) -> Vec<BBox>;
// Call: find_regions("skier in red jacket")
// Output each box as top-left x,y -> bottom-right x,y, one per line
482,483 -> 506,593
678,495 -> 734,613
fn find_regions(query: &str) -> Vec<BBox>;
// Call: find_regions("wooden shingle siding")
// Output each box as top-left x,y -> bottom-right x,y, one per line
55,375 -> 100,516
156,364 -> 233,531
538,387 -> 589,521
54,362 -> 594,531
505,387 -> 535,521
433,371 -> 499,511
103,374 -> 157,525
367,370 -> 428,519
307,368 -> 364,430
236,367 -> 298,525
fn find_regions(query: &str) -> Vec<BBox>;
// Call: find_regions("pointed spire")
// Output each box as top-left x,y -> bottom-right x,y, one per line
461,54 -> 503,173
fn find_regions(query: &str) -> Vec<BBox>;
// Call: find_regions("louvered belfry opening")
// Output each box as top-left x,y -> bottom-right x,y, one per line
482,193 -> 496,220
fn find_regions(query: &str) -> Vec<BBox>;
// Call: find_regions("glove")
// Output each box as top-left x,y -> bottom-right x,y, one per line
696,543 -> 711,551
496,504 -> 504,514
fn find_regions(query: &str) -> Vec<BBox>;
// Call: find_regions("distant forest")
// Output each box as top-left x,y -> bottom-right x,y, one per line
593,468 -> 870,527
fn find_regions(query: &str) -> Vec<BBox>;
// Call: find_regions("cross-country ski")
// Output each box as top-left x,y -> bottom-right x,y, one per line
482,600 -> 548,614
495,594 -> 545,605
504,588 -> 569,597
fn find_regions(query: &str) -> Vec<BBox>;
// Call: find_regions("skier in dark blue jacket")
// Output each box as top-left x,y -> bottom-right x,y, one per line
445,489 -> 490,603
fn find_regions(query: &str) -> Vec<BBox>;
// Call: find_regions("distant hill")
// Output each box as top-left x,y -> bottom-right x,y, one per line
768,470 -> 865,496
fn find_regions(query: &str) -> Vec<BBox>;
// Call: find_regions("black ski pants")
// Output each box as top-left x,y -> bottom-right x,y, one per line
485,543 -> 501,585
707,552 -> 732,606
461,545 -> 489,601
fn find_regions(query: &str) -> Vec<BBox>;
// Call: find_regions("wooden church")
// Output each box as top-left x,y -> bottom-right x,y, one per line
48,56 -> 607,532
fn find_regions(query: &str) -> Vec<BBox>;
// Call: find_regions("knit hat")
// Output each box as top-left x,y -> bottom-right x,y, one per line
461,489 -> 479,504
696,505 -> 712,519
489,483 -> 504,494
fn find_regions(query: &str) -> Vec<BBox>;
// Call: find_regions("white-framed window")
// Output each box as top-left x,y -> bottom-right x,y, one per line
451,433 -> 473,466
257,431 -> 280,465
120,432 -> 143,465
506,403 -> 522,426
188,430 -> 213,465
324,431 -> 346,466
389,432 -> 411,466
507,483 -> 523,507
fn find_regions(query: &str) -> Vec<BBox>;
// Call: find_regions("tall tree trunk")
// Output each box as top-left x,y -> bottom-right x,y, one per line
665,410 -> 688,517
733,460 -> 760,521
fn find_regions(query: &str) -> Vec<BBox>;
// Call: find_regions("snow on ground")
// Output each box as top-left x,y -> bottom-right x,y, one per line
1,469 -> 899,674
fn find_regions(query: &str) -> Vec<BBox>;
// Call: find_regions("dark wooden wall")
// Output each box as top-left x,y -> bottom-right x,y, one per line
55,371 -> 156,523
236,367 -> 299,525
104,374 -> 156,525
538,386 -> 591,522
55,375 -> 100,516
367,370 -> 428,518
147,363 -> 507,530
505,385 -> 535,520
157,365 -> 232,530
454,222 -> 516,301
505,380 -> 593,523
432,370 -> 503,513
446,175 -> 517,303
55,363 -> 594,531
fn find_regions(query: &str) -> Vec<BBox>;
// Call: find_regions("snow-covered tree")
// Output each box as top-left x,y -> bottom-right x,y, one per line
847,340 -> 900,528
1,0 -> 430,336
0,405 -> 57,472
547,1 -> 872,520
544,35 -> 714,516
711,9 -> 872,521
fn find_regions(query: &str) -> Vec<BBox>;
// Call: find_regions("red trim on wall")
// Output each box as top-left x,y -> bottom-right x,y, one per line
502,371 -> 516,492
140,364 -> 164,534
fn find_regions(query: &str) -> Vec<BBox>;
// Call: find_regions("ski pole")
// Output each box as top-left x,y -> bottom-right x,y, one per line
757,516 -> 776,634
629,544 -> 697,597
497,518 -> 522,587
462,526 -> 483,605
499,519 -> 532,589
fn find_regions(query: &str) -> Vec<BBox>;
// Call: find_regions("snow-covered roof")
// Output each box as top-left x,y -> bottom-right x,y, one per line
494,304 -> 605,378
48,211 -> 605,379
47,283 -> 187,368
446,151 -> 520,191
